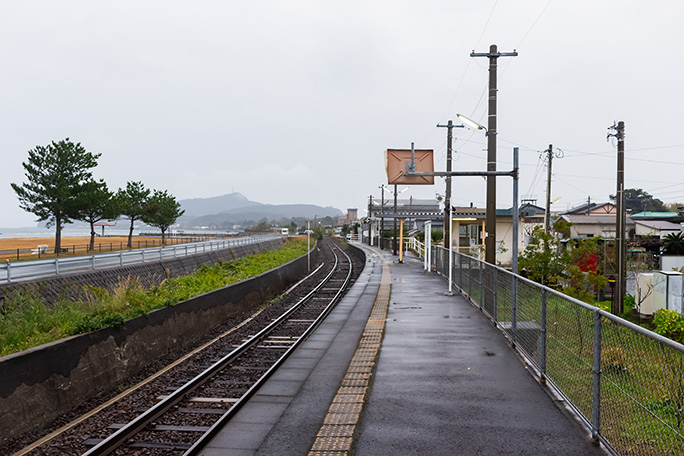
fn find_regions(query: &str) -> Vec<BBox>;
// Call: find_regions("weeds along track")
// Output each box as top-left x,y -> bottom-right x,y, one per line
12,238 -> 364,456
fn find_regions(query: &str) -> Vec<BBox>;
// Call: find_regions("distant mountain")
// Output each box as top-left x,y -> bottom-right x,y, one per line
179,192 -> 259,216
177,193 -> 344,228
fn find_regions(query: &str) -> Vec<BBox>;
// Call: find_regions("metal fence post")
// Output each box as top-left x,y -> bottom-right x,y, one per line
592,309 -> 602,441
55,258 -> 59,275
511,273 -> 518,348
160,248 -> 163,260
119,251 -> 123,267
492,267 -> 498,323
7,261 -> 11,282
142,250 -> 145,262
541,288 -> 547,384
467,256 -> 472,298
91,255 -> 96,270
479,259 -> 483,310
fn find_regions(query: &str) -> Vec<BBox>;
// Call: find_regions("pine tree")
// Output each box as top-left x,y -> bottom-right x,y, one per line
75,180 -> 118,251
115,181 -> 151,248
142,190 -> 185,245
11,139 -> 101,253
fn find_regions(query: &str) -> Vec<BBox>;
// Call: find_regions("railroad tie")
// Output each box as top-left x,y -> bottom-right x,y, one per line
308,262 -> 391,456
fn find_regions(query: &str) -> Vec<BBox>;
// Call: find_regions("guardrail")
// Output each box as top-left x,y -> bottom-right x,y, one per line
432,245 -> 684,456
1,235 -> 279,284
404,237 -> 425,257
0,236 -> 213,262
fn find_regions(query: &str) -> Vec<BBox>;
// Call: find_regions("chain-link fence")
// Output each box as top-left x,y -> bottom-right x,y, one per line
432,245 -> 684,456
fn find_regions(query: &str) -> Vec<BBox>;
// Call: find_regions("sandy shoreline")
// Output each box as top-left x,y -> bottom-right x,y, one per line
0,236 -> 161,251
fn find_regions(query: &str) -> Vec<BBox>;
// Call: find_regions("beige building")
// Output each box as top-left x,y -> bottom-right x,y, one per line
447,203 -> 545,267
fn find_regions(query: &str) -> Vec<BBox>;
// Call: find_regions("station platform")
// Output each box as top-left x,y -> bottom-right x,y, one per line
200,243 -> 605,455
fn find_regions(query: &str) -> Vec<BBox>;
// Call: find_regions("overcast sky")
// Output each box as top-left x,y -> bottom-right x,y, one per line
2,1 -> 683,227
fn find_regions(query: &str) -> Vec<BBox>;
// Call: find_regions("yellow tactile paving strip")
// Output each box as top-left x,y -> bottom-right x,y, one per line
308,262 -> 391,456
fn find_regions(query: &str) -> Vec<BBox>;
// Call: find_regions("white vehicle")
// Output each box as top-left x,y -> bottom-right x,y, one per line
281,228 -> 289,235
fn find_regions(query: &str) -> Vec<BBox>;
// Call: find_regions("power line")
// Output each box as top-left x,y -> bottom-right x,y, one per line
554,174 -> 594,195
420,0 -> 500,146
515,0 -> 554,49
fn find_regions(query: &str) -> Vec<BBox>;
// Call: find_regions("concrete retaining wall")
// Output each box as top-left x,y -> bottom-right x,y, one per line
0,242 -> 318,444
0,238 -> 286,305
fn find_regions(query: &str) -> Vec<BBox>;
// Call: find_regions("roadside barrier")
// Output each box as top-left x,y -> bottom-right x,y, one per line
0,235 -> 280,283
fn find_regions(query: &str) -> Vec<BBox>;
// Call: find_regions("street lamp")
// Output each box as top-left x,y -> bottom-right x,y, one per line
457,114 -> 488,134
457,112 -> 502,266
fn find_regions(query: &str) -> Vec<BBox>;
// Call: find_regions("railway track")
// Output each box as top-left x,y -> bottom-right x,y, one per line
11,239 -> 361,456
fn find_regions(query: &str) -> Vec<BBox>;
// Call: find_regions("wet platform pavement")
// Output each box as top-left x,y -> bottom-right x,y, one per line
200,243 -> 605,455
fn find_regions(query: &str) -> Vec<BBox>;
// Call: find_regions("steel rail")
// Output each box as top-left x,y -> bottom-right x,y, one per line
12,262 -> 327,456
185,245 -> 353,455
82,245 -> 350,456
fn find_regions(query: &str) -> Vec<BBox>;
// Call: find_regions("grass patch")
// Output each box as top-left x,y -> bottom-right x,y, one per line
0,239 -> 309,357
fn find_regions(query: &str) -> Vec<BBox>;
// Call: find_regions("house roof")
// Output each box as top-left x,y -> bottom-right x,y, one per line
496,202 -> 546,217
563,202 -> 614,215
634,220 -> 681,230
561,214 -> 635,226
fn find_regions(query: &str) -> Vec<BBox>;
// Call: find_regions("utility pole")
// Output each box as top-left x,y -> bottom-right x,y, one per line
544,144 -> 553,234
471,44 -> 518,264
543,145 -> 563,233
608,121 -> 626,315
368,194 -> 373,245
437,120 -> 466,250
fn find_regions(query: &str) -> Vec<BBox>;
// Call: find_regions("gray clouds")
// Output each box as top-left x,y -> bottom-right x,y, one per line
2,1 -> 683,226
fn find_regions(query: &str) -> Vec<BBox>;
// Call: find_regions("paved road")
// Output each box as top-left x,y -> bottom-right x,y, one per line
0,235 -> 279,283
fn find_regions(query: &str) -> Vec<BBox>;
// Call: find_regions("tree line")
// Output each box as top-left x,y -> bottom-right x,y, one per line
11,139 -> 184,253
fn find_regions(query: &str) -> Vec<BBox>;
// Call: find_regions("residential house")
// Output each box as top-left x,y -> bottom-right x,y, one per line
560,202 -> 634,239
448,203 -> 545,267
634,220 -> 681,239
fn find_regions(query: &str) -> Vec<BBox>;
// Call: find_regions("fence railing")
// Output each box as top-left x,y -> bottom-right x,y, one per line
0,235 -> 279,284
0,236 -> 213,262
404,237 -> 425,257
432,245 -> 684,456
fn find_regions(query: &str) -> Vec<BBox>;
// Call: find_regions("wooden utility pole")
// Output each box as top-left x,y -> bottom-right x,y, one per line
444,120 -> 453,244
609,121 -> 626,315
471,44 -> 518,264
544,144 -> 558,233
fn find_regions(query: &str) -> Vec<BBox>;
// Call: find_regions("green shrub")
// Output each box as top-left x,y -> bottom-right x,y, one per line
0,238 -> 309,356
74,313 -> 125,333
431,229 -> 443,243
652,309 -> 684,344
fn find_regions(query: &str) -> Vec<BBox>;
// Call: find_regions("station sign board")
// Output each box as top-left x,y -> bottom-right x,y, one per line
384,148 -> 435,185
